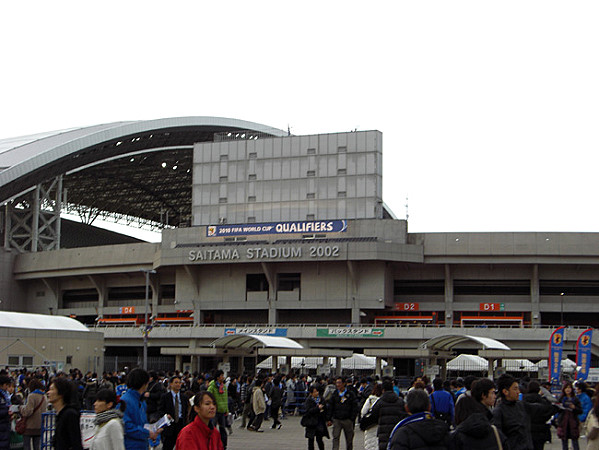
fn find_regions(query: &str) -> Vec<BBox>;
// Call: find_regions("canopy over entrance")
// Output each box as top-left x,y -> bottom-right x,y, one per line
210,334 -> 304,350
423,334 -> 511,351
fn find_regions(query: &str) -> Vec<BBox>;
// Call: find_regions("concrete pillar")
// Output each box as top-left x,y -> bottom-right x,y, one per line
268,307 -> 278,325
531,264 -> 540,326
488,358 -> 495,379
272,356 -> 278,373
440,359 -> 447,381
375,357 -> 382,377
444,264 -> 454,327
336,357 -> 342,376
175,354 -> 182,371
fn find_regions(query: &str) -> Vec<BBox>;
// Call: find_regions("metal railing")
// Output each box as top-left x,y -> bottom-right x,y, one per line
93,322 -> 593,330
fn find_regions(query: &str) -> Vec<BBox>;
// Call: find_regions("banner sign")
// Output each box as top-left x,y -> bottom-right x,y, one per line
479,303 -> 505,311
224,328 -> 287,337
576,328 -> 593,380
316,328 -> 385,338
548,326 -> 566,388
207,220 -> 347,237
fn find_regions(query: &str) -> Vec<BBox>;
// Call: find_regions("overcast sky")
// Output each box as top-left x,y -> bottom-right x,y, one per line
1,1 -> 598,234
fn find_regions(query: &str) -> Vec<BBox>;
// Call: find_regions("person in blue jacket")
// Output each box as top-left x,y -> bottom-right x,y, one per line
430,378 -> 455,427
575,381 -> 593,423
120,369 -> 161,450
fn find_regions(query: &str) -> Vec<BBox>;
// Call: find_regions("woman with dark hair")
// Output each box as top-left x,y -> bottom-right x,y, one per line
557,381 -> 582,450
360,382 -> 382,450
48,377 -> 83,450
90,389 -> 125,450
302,385 -> 329,450
121,368 -> 161,450
18,378 -> 47,450
176,392 -> 223,450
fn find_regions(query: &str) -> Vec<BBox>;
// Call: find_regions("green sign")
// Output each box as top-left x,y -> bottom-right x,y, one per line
316,328 -> 385,337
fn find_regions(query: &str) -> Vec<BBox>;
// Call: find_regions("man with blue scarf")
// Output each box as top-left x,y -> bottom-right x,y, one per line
387,388 -> 449,450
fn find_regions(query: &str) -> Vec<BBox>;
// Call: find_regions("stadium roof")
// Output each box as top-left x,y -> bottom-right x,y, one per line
0,311 -> 90,332
0,117 -> 287,228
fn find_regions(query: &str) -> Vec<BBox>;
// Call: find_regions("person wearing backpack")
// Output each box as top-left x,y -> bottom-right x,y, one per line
430,378 -> 454,428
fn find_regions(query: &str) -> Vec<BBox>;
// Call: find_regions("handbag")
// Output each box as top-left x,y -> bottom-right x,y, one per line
586,411 -> 599,440
491,424 -> 503,450
359,411 -> 378,431
300,413 -> 318,428
16,398 -> 43,435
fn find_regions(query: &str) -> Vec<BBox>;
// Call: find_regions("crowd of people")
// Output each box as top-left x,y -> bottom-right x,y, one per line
0,366 -> 599,449
344,373 -> 599,450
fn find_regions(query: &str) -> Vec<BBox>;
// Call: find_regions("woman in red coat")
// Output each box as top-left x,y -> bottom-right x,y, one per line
176,392 -> 224,450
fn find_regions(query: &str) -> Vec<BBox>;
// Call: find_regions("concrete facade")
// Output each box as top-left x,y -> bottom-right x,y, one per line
192,131 -> 383,225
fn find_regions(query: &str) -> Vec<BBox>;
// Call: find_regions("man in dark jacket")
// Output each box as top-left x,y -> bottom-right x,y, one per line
145,371 -> 166,423
522,381 -> 552,450
450,378 -> 507,449
327,376 -> 358,450
0,376 -> 11,449
371,379 -> 407,450
387,388 -> 449,450
492,374 -> 558,450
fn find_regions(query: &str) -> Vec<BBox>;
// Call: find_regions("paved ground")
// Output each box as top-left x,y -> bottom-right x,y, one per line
227,415 -> 574,450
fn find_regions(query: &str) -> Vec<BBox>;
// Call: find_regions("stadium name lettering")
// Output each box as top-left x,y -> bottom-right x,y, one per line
188,245 -> 340,261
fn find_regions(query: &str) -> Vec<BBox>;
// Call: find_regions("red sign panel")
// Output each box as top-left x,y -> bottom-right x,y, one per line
480,303 -> 502,311
395,302 -> 419,311
119,306 -> 136,314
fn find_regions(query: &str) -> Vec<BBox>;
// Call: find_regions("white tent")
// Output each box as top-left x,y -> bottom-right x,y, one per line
447,354 -> 488,371
497,359 -> 538,372
536,358 -> 577,370
256,353 -> 387,371
341,354 -> 387,370
257,357 -> 323,370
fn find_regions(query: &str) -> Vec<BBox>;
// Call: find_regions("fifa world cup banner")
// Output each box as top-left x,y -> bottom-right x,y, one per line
576,328 -> 593,381
548,326 -> 566,385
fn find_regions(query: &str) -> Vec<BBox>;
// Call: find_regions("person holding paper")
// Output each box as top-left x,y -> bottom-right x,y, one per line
158,375 -> 188,450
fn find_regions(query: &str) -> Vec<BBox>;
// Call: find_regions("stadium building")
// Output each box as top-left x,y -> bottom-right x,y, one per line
0,117 -> 597,376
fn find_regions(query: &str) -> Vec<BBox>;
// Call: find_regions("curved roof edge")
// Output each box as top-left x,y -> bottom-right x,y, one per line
0,311 -> 90,332
423,334 -> 511,351
0,116 -> 287,197
210,334 -> 304,349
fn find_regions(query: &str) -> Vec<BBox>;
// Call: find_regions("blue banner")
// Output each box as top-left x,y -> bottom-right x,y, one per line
549,326 -> 566,389
207,220 -> 347,237
576,328 -> 593,381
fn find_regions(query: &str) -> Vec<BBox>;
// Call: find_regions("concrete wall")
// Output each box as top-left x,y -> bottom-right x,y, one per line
192,131 -> 383,225
0,327 -> 104,373
0,249 -> 25,311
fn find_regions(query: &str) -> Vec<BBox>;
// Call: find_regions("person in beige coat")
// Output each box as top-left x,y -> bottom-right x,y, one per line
19,378 -> 47,450
586,397 -> 599,450
248,379 -> 266,432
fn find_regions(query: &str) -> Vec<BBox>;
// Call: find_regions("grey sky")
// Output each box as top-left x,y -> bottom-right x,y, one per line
1,1 -> 598,233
